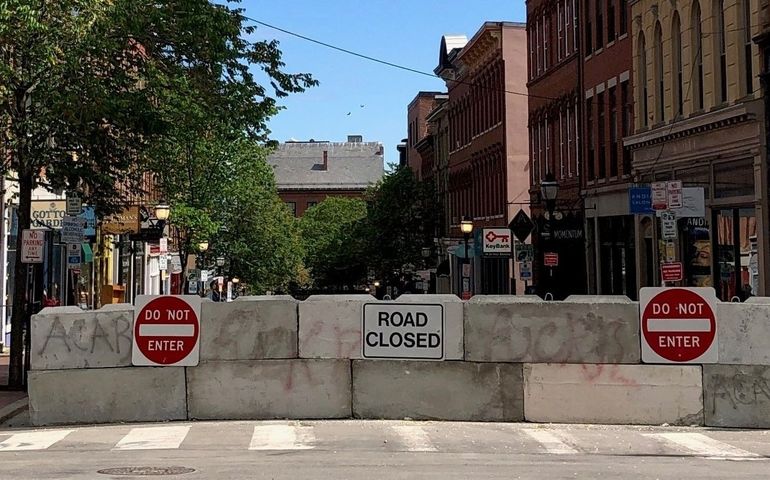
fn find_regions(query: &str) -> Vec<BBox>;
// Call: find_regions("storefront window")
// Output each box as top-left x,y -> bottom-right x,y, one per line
681,217 -> 711,287
714,208 -> 757,300
676,167 -> 710,199
714,159 -> 754,198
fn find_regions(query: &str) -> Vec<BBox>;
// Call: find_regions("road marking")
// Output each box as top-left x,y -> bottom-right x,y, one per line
522,429 -> 579,455
249,424 -> 315,450
0,429 -> 74,451
645,433 -> 761,460
391,425 -> 438,452
113,426 -> 190,450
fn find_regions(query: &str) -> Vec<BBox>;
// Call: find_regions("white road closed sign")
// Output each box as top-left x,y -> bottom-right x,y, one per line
362,303 -> 443,360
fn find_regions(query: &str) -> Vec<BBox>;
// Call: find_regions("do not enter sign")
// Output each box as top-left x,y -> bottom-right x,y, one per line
132,295 -> 201,366
640,287 -> 718,364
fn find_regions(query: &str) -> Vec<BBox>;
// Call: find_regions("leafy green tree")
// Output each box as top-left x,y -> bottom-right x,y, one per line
0,0 -> 315,386
363,166 -> 437,286
299,197 -> 368,291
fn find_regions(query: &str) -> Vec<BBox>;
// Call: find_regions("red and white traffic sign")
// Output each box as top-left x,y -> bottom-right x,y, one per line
544,252 -> 559,267
660,262 -> 683,282
132,295 -> 201,366
640,287 -> 718,364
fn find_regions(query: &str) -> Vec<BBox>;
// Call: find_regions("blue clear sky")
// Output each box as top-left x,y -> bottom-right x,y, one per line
242,1 -> 526,164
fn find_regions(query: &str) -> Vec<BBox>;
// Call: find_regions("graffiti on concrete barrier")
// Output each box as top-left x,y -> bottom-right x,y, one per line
709,372 -> 770,413
38,316 -> 132,355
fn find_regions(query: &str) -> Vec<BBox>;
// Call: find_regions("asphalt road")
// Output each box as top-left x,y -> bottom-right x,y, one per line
1,420 -> 770,479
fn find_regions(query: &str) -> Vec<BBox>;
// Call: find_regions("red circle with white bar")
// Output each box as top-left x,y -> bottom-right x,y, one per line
641,288 -> 716,362
134,296 -> 199,365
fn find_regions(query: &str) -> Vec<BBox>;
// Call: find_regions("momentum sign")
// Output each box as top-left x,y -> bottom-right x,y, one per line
362,303 -> 443,360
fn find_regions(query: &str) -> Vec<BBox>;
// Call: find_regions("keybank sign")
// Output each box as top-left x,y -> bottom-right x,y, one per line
362,303 -> 444,360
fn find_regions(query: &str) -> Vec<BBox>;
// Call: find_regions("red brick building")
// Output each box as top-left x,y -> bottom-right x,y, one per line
527,0 -> 585,298
581,0 -> 636,298
268,138 -> 384,217
406,92 -> 443,179
436,23 -> 530,295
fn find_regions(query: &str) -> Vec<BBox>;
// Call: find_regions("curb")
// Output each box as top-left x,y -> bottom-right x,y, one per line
0,397 -> 28,424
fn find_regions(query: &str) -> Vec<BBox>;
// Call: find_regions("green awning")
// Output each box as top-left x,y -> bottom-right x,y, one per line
82,243 -> 93,263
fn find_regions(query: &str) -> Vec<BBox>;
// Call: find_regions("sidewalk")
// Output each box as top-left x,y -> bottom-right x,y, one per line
0,354 -> 28,424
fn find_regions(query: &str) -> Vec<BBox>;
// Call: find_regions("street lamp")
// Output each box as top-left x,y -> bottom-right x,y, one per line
540,173 -> 559,217
154,200 -> 171,221
198,241 -> 209,252
460,216 -> 473,299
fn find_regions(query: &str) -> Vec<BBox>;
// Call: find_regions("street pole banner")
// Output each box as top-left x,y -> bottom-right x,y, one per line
640,287 -> 718,364
132,295 -> 201,366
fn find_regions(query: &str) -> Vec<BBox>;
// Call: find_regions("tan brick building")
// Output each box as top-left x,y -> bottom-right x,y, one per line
625,0 -> 770,299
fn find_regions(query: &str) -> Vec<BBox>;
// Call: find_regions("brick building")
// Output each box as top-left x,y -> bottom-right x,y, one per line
527,0 -> 586,298
435,23 -> 530,295
581,0 -> 637,298
267,138 -> 384,217
625,0 -> 769,300
406,92 -> 443,179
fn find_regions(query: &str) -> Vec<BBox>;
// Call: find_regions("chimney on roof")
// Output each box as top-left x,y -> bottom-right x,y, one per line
322,150 -> 328,171
347,135 -> 363,143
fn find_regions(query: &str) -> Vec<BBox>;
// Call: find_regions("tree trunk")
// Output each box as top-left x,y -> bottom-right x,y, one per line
8,171 -> 33,388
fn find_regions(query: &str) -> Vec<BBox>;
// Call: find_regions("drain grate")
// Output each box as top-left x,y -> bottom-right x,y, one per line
97,466 -> 196,476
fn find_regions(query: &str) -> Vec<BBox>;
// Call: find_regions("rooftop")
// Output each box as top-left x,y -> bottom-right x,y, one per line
268,140 -> 385,191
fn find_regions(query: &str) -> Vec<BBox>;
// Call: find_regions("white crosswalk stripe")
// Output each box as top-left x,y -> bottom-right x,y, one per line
644,433 -> 762,460
391,425 -> 438,452
0,429 -> 74,451
521,429 -> 579,455
249,424 -> 315,451
113,426 -> 191,451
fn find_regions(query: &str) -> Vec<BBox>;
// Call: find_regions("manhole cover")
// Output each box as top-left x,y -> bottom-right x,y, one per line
97,466 -> 196,476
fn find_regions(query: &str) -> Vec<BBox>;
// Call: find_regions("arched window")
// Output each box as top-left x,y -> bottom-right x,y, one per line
672,12 -> 683,116
715,0 -> 727,103
654,22 -> 664,122
692,1 -> 704,110
638,32 -> 648,126
742,0 -> 754,96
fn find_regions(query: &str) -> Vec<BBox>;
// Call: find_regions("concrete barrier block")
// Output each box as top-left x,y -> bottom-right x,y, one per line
298,295 -> 375,359
704,364 -> 770,428
31,307 -> 134,370
465,297 -> 640,363
717,303 -> 770,365
524,363 -> 703,425
396,295 -> 464,360
565,295 -> 633,303
201,298 -> 297,361
352,360 -> 523,421
29,367 -> 186,426
745,297 -> 770,304
187,359 -> 351,420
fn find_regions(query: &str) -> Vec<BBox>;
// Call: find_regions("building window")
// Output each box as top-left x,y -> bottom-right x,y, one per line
587,98 -> 595,179
536,19 -> 541,75
638,32 -> 648,126
287,202 -> 297,216
598,91 -> 606,178
558,1 -> 564,61
692,1 -> 704,110
545,113 -> 551,174
621,81 -> 631,174
672,12 -> 683,117
716,0 -> 727,104
538,119 -> 544,181
530,125 -> 536,186
543,15 -> 551,71
609,87 -> 618,177
608,0 -> 616,41
596,0 -> 604,50
572,0 -> 578,52
573,100 -> 580,175
743,0 -> 754,96
559,107 -> 566,179
586,0 -> 593,55
566,105 -> 573,178
565,0 -> 572,54
529,22 -> 535,79
654,22 -> 664,123
620,0 -> 627,35
307,201 -> 317,210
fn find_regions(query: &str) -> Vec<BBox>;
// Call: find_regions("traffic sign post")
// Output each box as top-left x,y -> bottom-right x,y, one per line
482,228 -> 512,257
660,262 -> 683,283
67,243 -> 81,269
509,209 -> 535,243
640,287 -> 718,364
544,252 -> 559,267
132,295 -> 201,366
21,229 -> 44,263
